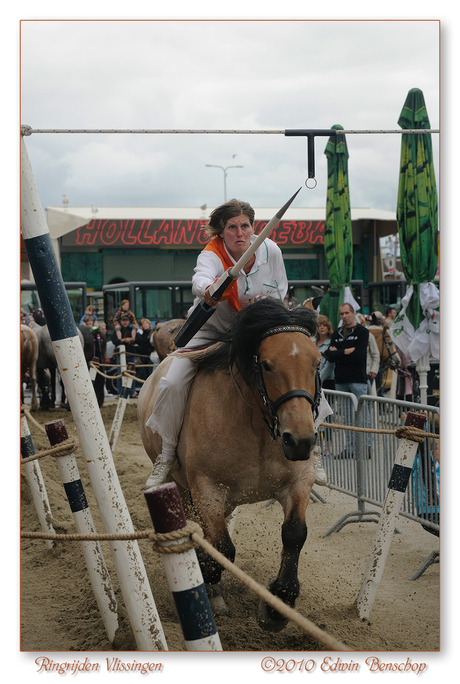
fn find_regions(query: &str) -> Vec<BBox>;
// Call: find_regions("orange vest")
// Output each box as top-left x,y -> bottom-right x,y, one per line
203,238 -> 242,311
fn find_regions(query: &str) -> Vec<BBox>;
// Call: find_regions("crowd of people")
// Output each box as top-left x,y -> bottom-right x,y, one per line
80,299 -> 158,399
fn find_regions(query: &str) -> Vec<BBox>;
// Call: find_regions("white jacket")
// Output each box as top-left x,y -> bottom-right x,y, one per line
186,236 -> 288,345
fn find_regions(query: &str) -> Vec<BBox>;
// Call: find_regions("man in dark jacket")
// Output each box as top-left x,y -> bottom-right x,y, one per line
323,303 -> 369,458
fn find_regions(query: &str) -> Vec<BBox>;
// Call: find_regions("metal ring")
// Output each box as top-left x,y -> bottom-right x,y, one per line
305,177 -> 317,189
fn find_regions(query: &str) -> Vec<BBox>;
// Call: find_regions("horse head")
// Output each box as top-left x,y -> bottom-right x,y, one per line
369,312 -> 400,371
228,299 -> 321,461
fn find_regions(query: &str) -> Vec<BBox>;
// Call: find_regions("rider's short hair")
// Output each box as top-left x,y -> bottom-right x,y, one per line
205,199 -> 255,238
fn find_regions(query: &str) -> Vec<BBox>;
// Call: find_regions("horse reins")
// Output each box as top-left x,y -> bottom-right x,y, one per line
251,325 -> 322,440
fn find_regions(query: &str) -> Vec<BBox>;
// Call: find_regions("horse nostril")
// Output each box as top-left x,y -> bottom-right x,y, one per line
282,432 -> 296,450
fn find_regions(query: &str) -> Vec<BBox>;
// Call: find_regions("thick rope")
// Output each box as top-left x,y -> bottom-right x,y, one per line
21,437 -> 80,464
319,422 -> 438,442
20,521 -> 350,651
21,405 -> 46,433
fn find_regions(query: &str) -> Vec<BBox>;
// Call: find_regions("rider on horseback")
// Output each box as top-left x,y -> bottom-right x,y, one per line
144,199 -> 331,488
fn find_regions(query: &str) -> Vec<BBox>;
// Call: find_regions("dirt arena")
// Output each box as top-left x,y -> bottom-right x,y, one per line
20,401 -> 440,653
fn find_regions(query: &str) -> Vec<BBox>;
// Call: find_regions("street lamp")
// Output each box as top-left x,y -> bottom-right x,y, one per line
205,164 -> 244,202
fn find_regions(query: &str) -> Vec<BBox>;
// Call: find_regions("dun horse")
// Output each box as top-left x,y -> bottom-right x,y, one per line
138,299 -> 321,631
151,319 -> 186,362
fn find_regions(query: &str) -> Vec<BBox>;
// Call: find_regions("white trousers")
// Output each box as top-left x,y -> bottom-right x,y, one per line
146,355 -> 333,463
145,355 -> 197,463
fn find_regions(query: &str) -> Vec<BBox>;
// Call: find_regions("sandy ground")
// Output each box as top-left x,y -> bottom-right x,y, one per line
20,401 -> 439,653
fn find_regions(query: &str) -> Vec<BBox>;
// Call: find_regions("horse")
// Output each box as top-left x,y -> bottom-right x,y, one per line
21,324 -> 39,411
36,324 -> 106,409
151,318 -> 186,361
138,298 -> 322,631
369,311 -> 400,372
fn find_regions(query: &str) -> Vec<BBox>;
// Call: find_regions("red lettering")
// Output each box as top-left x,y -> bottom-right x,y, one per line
275,222 -> 292,245
137,220 -> 154,245
196,220 -> 211,245
309,221 -> 325,244
99,220 -> 122,245
290,221 -> 309,245
76,220 -> 100,245
153,220 -> 173,245
122,220 -> 139,245
172,220 -> 198,245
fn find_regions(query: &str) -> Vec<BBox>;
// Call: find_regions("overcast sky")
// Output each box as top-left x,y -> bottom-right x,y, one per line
20,19 -> 440,214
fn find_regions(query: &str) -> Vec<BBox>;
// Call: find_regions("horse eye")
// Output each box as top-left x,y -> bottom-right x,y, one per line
261,360 -> 272,372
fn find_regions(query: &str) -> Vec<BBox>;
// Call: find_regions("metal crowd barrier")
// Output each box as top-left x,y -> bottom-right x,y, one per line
319,392 -> 439,537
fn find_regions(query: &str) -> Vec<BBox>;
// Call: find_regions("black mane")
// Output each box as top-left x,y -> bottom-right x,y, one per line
196,298 -> 318,380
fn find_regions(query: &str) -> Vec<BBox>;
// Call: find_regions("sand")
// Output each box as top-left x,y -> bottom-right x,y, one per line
20,401 -> 439,653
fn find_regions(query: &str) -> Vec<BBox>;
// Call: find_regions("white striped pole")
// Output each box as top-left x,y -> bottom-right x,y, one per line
45,419 -> 119,643
20,416 -> 55,550
356,412 -> 427,619
108,352 -> 133,451
144,483 -> 222,651
21,135 -> 167,651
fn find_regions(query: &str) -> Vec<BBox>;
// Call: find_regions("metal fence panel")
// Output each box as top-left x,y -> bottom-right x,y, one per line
318,392 -> 439,535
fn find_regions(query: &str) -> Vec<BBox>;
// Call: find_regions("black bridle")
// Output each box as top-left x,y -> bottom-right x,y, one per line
251,325 -> 322,440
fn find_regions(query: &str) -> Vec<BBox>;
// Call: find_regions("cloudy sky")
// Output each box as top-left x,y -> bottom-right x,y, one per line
20,18 -> 440,214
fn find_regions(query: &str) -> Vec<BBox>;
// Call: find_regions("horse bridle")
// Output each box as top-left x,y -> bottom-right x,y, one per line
380,327 -> 399,370
252,325 -> 322,440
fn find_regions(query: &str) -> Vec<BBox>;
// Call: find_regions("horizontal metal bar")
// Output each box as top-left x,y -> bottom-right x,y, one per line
21,125 -> 439,136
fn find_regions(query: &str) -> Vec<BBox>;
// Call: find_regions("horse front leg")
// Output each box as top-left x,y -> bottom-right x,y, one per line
190,482 -> 236,615
258,502 -> 308,632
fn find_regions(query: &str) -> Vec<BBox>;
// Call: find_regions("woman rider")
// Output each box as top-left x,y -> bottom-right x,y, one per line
144,198 -> 331,488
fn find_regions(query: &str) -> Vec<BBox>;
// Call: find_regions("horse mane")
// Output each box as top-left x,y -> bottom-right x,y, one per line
192,298 -> 318,381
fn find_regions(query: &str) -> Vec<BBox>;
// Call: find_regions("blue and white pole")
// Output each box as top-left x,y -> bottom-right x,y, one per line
144,483 -> 222,651
45,419 -> 119,643
21,136 -> 167,651
20,415 -> 55,550
356,411 -> 427,619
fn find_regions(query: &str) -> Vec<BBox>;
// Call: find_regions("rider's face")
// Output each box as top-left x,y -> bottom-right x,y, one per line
221,214 -> 254,260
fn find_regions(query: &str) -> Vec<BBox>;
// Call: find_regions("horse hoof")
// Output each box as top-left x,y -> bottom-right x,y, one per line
257,598 -> 289,633
206,584 -> 229,616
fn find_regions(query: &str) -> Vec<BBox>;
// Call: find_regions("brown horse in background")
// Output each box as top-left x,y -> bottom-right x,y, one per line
138,299 -> 321,631
369,311 -> 400,371
21,324 -> 39,411
151,318 -> 186,361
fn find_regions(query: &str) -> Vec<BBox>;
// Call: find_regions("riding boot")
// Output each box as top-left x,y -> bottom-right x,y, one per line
313,445 -> 327,486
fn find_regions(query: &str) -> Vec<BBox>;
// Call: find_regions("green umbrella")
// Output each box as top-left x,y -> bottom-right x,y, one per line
319,124 -> 358,329
390,88 -> 439,363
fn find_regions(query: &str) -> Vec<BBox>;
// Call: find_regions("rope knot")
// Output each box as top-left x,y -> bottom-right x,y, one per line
394,425 -> 427,443
148,521 -> 204,554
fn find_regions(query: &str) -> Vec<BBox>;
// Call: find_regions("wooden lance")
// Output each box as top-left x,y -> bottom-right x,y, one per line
174,187 -> 302,348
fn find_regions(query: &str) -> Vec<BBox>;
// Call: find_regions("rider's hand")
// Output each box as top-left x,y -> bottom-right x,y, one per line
203,285 -> 220,307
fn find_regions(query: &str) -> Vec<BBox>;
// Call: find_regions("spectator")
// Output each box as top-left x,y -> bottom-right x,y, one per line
80,305 -> 97,325
113,299 -> 137,328
323,302 -> 369,458
81,314 -> 96,327
112,314 -> 137,398
312,315 -> 335,389
385,307 -> 397,327
366,330 -> 380,393
135,318 -> 155,392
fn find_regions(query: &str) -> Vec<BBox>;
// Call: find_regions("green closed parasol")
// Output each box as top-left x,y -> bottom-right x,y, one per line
319,124 -> 359,329
390,88 -> 439,367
